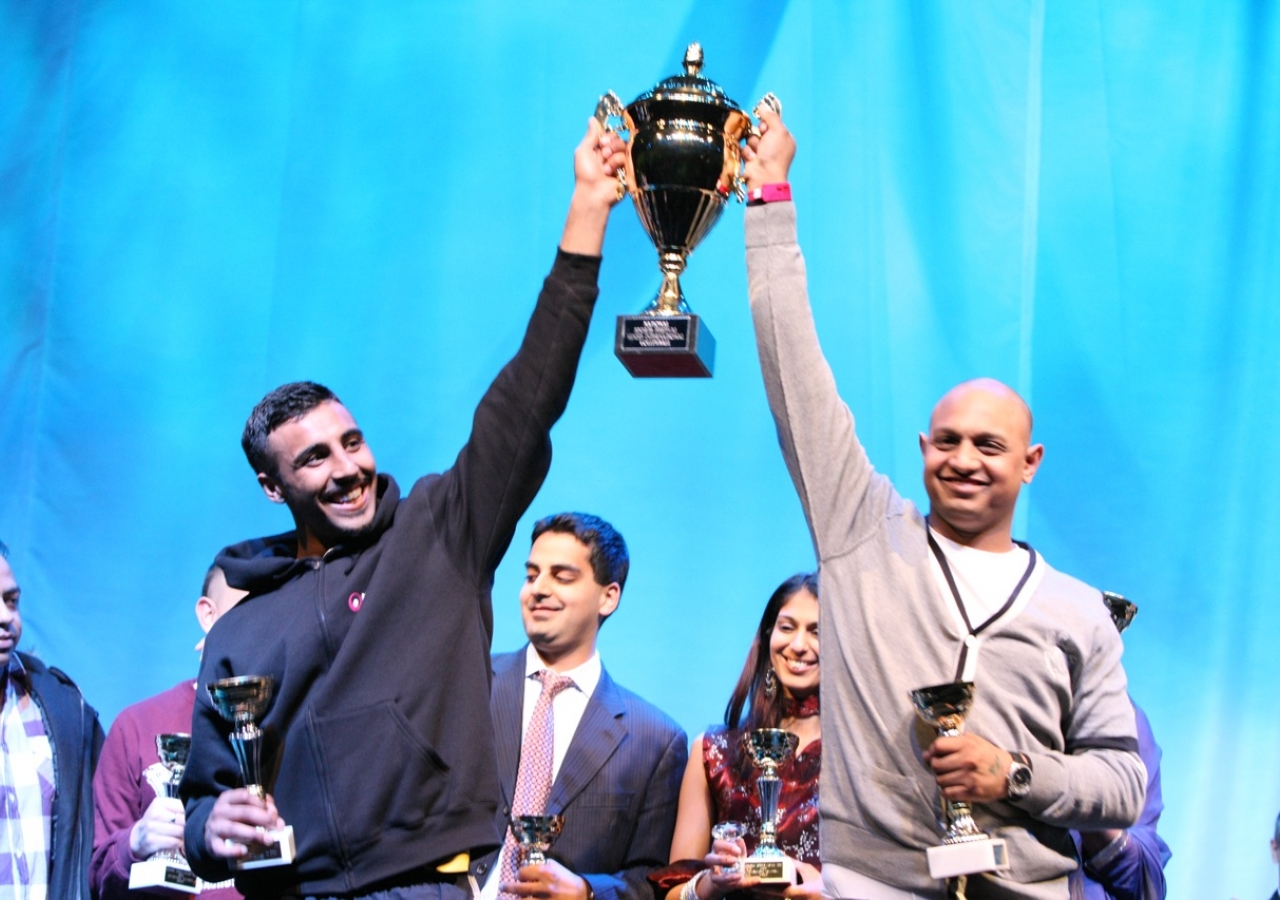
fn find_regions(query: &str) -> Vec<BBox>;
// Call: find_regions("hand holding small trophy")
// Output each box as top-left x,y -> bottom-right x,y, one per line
128,733 -> 199,894
741,729 -> 800,884
207,675 -> 297,869
910,682 -> 1011,880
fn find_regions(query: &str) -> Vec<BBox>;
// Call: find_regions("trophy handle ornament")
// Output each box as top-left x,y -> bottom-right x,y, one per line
594,90 -> 629,199
735,93 -> 785,201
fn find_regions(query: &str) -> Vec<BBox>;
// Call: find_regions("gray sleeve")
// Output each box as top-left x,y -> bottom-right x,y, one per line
745,203 -> 878,560
1018,616 -> 1147,830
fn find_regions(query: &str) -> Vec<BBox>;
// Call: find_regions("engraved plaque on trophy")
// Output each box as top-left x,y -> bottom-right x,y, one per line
207,675 -> 297,869
598,43 -> 771,377
509,814 -> 565,866
910,682 -> 1011,879
128,733 -> 199,894
741,728 -> 800,884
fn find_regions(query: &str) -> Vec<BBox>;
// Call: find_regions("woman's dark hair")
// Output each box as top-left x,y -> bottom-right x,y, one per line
723,572 -> 819,732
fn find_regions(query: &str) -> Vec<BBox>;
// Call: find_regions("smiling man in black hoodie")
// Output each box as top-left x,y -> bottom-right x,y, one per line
180,121 -> 627,900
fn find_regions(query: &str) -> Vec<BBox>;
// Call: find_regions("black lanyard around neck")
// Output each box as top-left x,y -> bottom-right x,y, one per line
926,526 -> 1037,681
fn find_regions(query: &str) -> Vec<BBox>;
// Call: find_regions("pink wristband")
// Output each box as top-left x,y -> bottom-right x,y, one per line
747,183 -> 791,205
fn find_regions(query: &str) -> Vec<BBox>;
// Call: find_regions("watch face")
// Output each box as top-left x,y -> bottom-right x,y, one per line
1009,763 -> 1032,797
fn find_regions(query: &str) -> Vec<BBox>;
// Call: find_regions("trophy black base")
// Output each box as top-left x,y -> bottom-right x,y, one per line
925,837 -> 1009,879
129,858 -> 199,894
742,854 -> 796,884
231,824 -> 297,870
615,314 -> 715,378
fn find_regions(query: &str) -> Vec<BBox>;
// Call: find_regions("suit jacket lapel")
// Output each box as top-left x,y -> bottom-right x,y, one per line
546,665 -> 626,814
491,649 -> 526,809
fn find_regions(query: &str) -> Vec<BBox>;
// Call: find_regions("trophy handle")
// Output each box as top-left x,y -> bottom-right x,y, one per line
594,91 -> 629,196
735,92 -> 785,201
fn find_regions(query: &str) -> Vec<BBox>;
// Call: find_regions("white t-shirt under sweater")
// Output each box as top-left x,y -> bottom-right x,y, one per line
478,646 -> 601,900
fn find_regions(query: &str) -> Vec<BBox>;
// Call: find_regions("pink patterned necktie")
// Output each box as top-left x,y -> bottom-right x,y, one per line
498,670 -> 576,898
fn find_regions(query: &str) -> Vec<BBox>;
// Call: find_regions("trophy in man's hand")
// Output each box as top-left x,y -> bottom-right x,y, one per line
128,733 -> 199,894
741,729 -> 800,884
208,675 -> 296,869
509,814 -> 565,867
598,43 -> 777,377
910,682 -> 1011,879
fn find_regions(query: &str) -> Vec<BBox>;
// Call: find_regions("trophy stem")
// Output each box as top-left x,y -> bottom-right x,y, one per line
643,253 -> 689,315
755,768 -> 783,855
230,722 -> 266,799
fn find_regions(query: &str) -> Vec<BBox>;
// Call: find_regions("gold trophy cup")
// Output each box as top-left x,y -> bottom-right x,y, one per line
128,733 -> 199,894
910,682 -> 1011,879
599,43 -> 774,377
741,728 -> 800,884
207,675 -> 297,869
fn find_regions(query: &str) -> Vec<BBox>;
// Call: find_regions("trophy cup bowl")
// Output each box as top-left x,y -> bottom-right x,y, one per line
601,42 -> 757,378
207,675 -> 296,869
909,682 -> 1010,879
740,728 -> 800,883
509,814 -> 565,867
155,732 -> 192,783
128,733 -> 199,894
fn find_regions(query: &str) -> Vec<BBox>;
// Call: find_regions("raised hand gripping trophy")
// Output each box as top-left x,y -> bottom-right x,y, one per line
128,733 -> 199,894
598,43 -> 777,378
741,728 -> 800,884
910,682 -> 1010,880
509,814 -> 565,867
207,675 -> 297,869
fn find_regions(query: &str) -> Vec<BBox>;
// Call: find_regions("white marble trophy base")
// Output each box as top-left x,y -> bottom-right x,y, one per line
743,853 -> 797,884
232,824 -> 297,870
925,837 -> 1009,879
129,857 -> 200,894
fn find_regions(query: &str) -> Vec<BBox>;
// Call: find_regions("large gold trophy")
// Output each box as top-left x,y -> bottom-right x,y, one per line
599,43 -> 775,377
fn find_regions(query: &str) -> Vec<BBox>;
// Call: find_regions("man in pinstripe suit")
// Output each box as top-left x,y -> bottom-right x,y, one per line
472,512 -> 688,900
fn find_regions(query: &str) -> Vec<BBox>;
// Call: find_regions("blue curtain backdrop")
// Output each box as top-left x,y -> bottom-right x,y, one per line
2,2 -> 1277,896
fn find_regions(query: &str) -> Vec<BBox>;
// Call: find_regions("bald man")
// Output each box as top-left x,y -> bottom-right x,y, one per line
738,114 -> 1144,899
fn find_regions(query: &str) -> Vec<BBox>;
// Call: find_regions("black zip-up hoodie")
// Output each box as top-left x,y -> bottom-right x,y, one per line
181,250 -> 600,898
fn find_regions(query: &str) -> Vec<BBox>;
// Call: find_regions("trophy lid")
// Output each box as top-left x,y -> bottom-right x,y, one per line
629,43 -> 742,113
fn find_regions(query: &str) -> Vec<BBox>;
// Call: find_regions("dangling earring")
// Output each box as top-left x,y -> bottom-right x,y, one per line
764,668 -> 777,699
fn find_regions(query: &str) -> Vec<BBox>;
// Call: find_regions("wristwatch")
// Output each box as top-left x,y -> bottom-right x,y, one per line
1006,752 -> 1033,801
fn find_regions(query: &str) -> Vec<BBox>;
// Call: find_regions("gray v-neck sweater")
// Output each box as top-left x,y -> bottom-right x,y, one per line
745,202 -> 1144,897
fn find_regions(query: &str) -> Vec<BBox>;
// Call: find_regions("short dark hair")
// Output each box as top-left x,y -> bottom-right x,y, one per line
0,540 -> 9,560
1274,809 -> 1279,844
530,512 -> 629,591
725,571 -> 820,732
241,381 -> 339,475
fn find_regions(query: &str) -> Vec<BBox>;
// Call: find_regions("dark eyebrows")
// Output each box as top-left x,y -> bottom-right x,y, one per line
289,428 -> 364,469
290,443 -> 328,469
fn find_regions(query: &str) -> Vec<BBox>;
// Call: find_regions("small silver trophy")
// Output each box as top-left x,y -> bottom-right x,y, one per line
741,729 -> 799,884
910,682 -> 1010,879
598,43 -> 775,378
207,675 -> 296,869
128,733 -> 199,895
509,814 -> 565,867
710,821 -> 746,875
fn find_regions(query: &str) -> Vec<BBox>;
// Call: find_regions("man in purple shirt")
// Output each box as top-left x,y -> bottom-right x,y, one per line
1069,593 -> 1170,900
